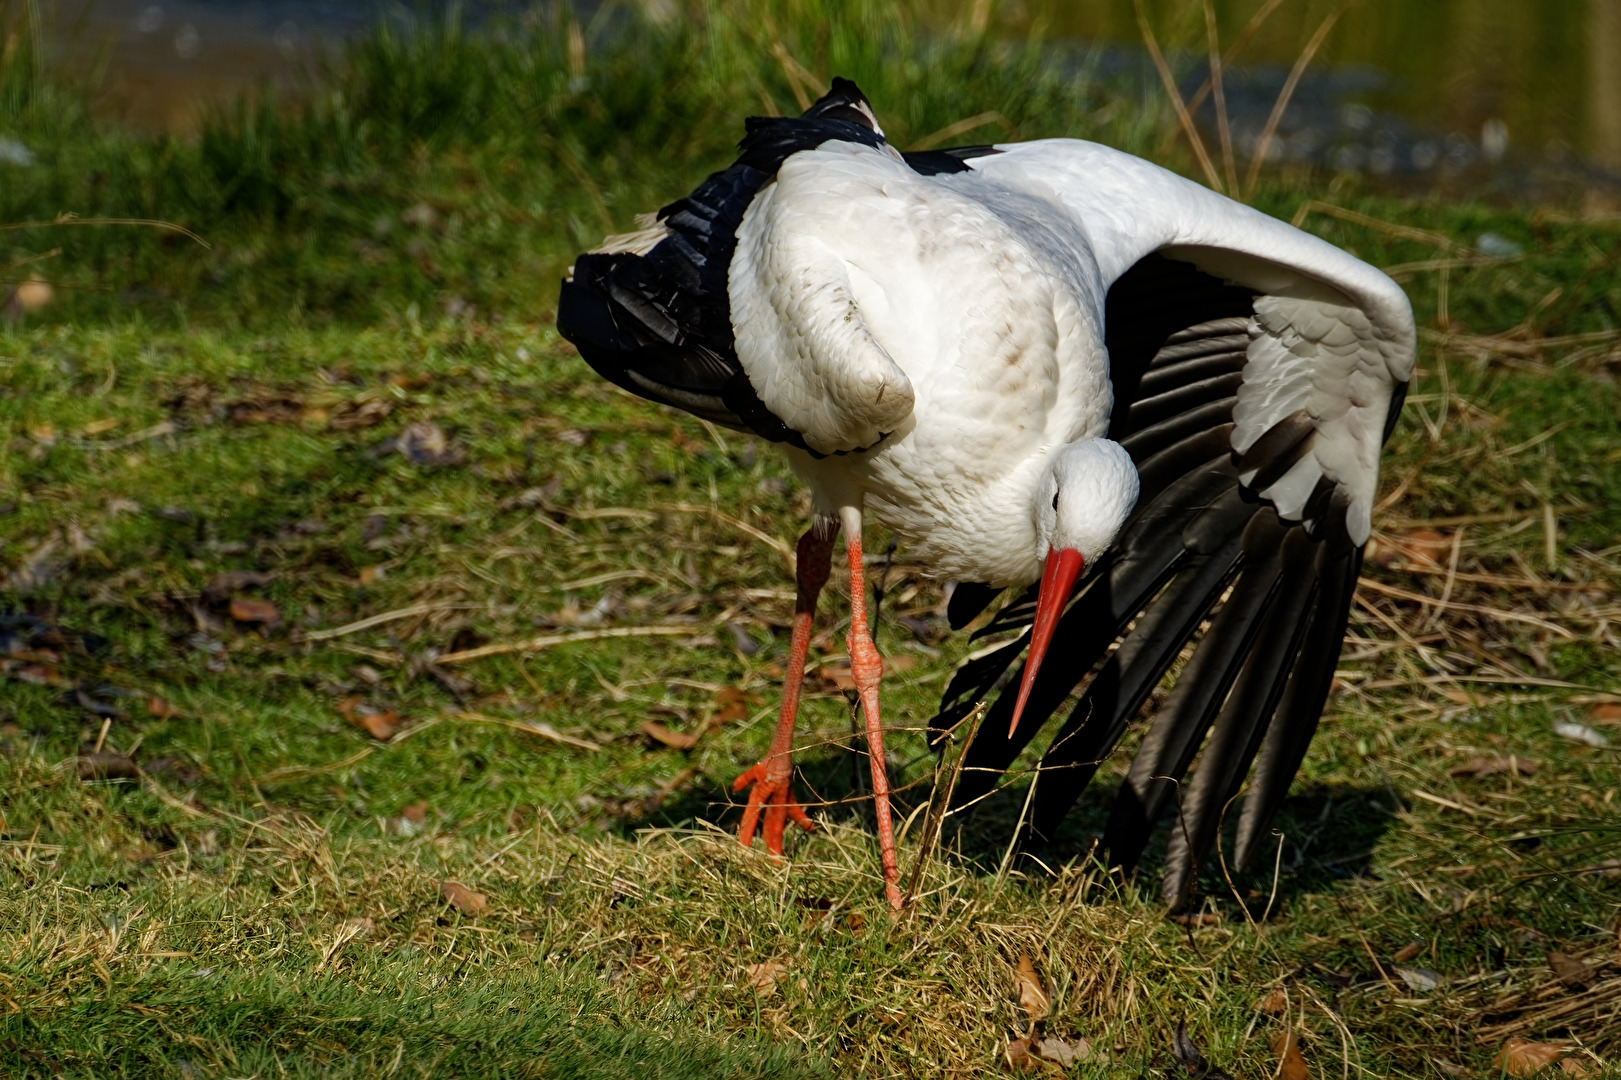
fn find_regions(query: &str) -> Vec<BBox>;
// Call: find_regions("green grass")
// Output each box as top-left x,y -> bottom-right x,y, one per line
4,2 -> 1621,1077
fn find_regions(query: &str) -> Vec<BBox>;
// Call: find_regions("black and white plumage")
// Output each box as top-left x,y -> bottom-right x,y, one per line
558,79 -> 1414,907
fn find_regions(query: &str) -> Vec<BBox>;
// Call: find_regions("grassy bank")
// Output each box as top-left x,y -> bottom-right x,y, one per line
4,2 -> 1621,1077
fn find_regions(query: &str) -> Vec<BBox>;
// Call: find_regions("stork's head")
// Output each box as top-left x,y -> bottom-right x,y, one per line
1010,438 -> 1140,737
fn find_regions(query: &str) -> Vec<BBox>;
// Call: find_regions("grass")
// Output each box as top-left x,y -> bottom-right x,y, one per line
3,1 -> 1621,1077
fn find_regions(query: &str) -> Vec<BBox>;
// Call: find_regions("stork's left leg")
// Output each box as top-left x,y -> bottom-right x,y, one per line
843,521 -> 904,911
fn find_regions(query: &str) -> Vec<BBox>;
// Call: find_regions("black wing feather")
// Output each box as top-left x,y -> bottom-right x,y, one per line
559,79 -> 998,455
930,252 -> 1403,905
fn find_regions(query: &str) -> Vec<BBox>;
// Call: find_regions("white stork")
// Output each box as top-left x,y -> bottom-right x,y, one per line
558,79 -> 1414,910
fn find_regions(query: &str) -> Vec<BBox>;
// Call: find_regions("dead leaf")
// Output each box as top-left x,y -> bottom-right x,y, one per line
1014,952 -> 1049,1029
1169,911 -> 1222,927
809,661 -> 857,692
82,417 -> 121,437
640,720 -> 701,750
1256,989 -> 1289,1014
1271,1031 -> 1309,1080
76,753 -> 141,780
146,697 -> 180,719
328,397 -> 393,430
1392,942 -> 1424,962
1495,1039 -> 1572,1077
1369,527 -> 1452,568
713,686 -> 750,725
205,570 -> 275,600
439,881 -> 487,915
1548,951 -> 1593,989
395,420 -> 466,466
1034,1036 -> 1095,1067
401,801 -> 428,824
1585,703 -> 1621,726
1395,965 -> 1441,993
14,276 -> 53,313
337,697 -> 403,741
13,663 -> 68,686
1559,1059 -> 1593,1077
229,597 -> 281,625
744,960 -> 788,994
1005,1036 -> 1038,1071
1449,754 -> 1539,778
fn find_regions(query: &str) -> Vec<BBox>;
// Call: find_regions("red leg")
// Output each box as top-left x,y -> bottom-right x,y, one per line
845,531 -> 904,911
732,520 -> 837,856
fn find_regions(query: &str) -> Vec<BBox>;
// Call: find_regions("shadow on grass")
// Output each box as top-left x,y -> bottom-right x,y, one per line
934,773 -> 1404,911
612,742 -> 1403,915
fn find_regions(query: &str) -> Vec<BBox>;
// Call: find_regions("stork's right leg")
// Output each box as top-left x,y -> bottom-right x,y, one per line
732,519 -> 838,856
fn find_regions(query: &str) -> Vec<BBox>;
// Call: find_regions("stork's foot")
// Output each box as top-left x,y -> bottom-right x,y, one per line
732,760 -> 816,856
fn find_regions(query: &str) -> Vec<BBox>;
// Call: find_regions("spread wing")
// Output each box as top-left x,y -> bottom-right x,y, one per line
930,141 -> 1415,905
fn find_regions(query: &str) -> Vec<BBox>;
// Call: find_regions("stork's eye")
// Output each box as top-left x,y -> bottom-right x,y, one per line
1051,492 -> 1060,511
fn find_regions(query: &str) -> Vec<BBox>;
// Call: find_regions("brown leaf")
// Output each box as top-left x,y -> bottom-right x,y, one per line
1005,1036 -> 1038,1071
1559,1059 -> 1593,1077
1271,1031 -> 1309,1080
328,397 -> 393,430
229,597 -> 281,625
337,697 -> 403,741
1256,989 -> 1289,1014
1369,527 -> 1453,568
640,721 -> 701,750
1033,1036 -> 1095,1067
1169,911 -> 1222,927
1449,754 -> 1539,778
14,663 -> 68,686
439,880 -> 487,915
146,697 -> 180,719
1587,703 -> 1621,726
205,570 -> 275,600
396,420 -> 465,467
744,960 -> 788,994
1014,952 -> 1050,1028
1495,1039 -> 1571,1077
401,801 -> 428,824
713,686 -> 749,725
1548,951 -> 1593,989
809,661 -> 857,692
1392,942 -> 1424,963
77,753 -> 141,780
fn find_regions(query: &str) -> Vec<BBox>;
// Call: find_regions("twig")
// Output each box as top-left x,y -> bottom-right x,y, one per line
909,111 -> 1015,151
301,602 -> 483,642
1135,0 -> 1223,192
1159,0 -> 1289,158
1421,527 -> 1464,633
903,702 -> 985,911
455,711 -> 602,751
1291,200 -> 1460,252
0,214 -> 209,248
1243,4 -> 1346,197
1201,0 -> 1239,195
1355,577 -> 1577,637
436,625 -> 699,664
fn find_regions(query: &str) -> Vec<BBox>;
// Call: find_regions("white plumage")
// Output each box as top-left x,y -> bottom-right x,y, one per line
559,79 -> 1416,909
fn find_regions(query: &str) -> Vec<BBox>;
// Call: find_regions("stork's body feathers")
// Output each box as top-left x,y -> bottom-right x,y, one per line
558,79 -> 1414,906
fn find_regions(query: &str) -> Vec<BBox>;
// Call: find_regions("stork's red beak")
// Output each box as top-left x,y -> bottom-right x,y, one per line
1008,547 -> 1084,738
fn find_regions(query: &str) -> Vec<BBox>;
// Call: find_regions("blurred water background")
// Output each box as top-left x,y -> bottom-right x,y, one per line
27,0 -> 1621,205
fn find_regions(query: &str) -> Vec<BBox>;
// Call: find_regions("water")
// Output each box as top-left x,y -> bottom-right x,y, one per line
31,0 -> 1621,200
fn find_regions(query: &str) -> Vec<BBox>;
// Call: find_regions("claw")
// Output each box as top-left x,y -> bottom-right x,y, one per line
733,760 -> 816,856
